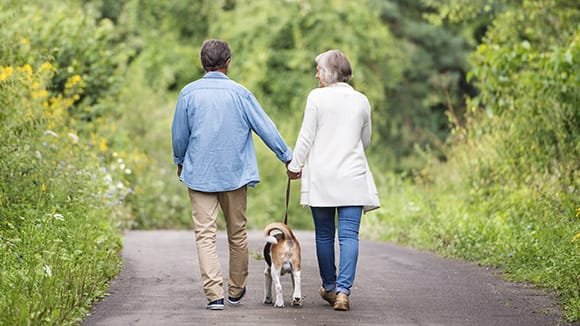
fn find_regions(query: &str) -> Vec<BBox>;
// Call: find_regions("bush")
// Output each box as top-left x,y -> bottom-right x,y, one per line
365,1 -> 580,321
0,2 -> 133,324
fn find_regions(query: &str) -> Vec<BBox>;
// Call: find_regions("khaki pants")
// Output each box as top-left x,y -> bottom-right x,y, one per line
188,186 -> 248,302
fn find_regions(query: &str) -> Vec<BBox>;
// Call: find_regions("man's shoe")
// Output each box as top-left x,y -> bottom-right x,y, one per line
227,287 -> 246,305
206,298 -> 225,310
333,292 -> 349,311
319,287 -> 336,305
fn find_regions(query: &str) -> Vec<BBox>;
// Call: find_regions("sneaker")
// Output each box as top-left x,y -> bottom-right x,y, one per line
206,298 -> 225,310
333,292 -> 349,311
227,287 -> 246,305
319,287 -> 336,305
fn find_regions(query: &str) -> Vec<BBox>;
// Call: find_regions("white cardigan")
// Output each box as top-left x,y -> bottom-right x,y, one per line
288,83 -> 380,212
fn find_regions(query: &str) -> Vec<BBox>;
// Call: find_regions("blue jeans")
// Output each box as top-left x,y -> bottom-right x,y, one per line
311,206 -> 362,296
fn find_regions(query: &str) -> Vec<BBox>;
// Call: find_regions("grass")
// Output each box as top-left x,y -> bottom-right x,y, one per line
361,168 -> 580,322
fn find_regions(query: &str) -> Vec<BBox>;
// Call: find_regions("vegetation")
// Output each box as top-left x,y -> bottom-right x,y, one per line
0,0 -> 578,324
0,2 -> 131,324
362,0 -> 580,321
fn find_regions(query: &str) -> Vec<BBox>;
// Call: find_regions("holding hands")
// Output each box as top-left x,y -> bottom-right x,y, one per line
285,161 -> 301,179
287,169 -> 301,180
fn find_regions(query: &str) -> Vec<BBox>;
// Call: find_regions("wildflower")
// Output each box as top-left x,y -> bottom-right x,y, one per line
99,138 -> 108,152
43,130 -> 58,137
507,253 -> 513,257
572,233 -> 580,243
18,64 -> 33,78
39,62 -> 55,73
0,66 -> 14,81
43,264 -> 53,277
68,132 -> 79,144
53,213 -> 65,221
65,74 -> 83,89
31,89 -> 49,99
41,184 -> 47,192
576,207 -> 580,218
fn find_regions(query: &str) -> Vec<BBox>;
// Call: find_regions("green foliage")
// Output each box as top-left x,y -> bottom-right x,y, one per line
373,0 -> 480,171
0,2 -> 132,324
0,2 -> 132,129
368,0 -> 580,321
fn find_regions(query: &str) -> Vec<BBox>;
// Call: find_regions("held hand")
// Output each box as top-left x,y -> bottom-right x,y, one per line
287,169 -> 301,180
177,165 -> 183,178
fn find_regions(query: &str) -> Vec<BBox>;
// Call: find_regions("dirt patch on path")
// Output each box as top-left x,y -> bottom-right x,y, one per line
83,230 -> 570,326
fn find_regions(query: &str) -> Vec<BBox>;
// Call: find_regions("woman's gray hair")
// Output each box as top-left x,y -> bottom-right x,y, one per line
200,39 -> 231,71
315,50 -> 352,84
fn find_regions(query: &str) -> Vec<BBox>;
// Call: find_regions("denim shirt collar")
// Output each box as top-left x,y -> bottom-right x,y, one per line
203,71 -> 229,80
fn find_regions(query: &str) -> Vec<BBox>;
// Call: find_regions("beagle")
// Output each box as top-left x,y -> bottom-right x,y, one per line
263,222 -> 302,307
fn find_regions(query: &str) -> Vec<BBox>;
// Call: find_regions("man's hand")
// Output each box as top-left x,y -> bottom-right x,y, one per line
177,165 -> 183,178
287,169 -> 301,180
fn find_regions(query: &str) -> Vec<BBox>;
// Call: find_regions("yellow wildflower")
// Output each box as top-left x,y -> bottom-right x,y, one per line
0,66 -> 14,81
41,184 -> 47,192
31,89 -> 49,99
65,74 -> 83,88
40,62 -> 54,73
576,207 -> 580,218
18,64 -> 33,78
99,138 -> 108,152
572,233 -> 580,243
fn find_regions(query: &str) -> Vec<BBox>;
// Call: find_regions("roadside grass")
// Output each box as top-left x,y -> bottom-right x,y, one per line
0,49 -> 128,326
362,167 -> 579,322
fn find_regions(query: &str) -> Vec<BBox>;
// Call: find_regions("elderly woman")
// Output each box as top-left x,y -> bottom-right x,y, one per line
287,50 -> 379,311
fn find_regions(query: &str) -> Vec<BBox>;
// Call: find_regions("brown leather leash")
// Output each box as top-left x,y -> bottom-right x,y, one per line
283,178 -> 291,225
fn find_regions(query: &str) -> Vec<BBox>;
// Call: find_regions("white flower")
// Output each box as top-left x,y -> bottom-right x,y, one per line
68,132 -> 79,144
53,213 -> 65,221
43,264 -> 52,277
43,130 -> 58,137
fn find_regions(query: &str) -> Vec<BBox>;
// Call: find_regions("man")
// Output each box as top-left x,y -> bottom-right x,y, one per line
171,39 -> 292,310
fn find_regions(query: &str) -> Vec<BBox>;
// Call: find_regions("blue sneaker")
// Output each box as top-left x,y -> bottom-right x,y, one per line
227,287 -> 246,305
206,298 -> 224,310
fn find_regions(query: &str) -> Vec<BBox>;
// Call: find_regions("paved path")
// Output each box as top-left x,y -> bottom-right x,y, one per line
83,230 -> 571,326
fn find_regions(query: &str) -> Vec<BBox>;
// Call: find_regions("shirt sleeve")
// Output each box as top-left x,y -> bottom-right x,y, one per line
171,94 -> 190,166
242,92 -> 293,163
287,94 -> 317,173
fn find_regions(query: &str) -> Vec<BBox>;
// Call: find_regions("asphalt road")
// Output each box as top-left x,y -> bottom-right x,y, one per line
82,230 -> 571,326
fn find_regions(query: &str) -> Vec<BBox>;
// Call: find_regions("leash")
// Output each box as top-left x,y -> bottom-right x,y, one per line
283,178 -> 291,225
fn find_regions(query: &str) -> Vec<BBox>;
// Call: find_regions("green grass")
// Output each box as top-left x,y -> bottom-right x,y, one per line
362,168 -> 580,322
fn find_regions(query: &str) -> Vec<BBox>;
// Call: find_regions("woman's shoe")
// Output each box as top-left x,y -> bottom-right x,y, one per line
319,287 -> 336,305
333,292 -> 349,311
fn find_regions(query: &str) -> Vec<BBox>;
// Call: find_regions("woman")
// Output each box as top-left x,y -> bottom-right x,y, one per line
287,50 -> 380,311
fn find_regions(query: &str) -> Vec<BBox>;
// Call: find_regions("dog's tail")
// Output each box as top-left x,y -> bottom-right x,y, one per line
264,222 -> 294,244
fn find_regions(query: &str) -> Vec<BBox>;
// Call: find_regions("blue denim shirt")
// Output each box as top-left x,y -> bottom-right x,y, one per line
172,72 -> 292,192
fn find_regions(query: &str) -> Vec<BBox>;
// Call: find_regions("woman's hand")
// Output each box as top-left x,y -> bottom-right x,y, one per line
287,169 -> 301,179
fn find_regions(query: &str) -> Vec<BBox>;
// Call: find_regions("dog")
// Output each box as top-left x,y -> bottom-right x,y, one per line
263,222 -> 302,308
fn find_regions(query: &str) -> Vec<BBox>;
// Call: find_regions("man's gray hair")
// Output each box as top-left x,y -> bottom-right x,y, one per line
315,50 -> 352,84
200,39 -> 231,71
